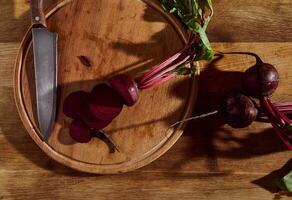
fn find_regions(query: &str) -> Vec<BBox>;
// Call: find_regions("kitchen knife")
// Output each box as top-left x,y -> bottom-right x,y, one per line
30,0 -> 57,140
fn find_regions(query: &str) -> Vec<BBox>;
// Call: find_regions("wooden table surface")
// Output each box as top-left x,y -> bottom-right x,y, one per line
0,0 -> 291,199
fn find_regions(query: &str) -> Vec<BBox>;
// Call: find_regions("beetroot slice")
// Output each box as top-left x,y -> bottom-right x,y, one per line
81,110 -> 112,129
85,84 -> 124,121
69,119 -> 92,143
63,91 -> 89,119
108,74 -> 139,106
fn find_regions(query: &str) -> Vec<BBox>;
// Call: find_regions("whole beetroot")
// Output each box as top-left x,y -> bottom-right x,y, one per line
244,63 -> 279,98
221,93 -> 258,128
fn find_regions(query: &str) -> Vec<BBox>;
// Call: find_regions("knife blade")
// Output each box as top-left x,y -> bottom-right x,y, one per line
30,0 -> 58,140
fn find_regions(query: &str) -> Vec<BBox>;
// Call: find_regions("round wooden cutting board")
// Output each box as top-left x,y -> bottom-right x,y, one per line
14,0 -> 198,174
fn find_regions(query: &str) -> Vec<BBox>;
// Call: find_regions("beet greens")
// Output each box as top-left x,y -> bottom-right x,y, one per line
138,0 -> 214,89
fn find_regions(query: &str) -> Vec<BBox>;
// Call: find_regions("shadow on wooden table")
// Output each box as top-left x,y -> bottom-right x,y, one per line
0,87 -> 92,176
163,54 -> 287,174
252,158 -> 292,193
109,4 -> 187,78
197,55 -> 287,155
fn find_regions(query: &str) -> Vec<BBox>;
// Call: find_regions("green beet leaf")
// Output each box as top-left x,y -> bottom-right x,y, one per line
282,170 -> 292,192
278,170 -> 292,192
161,0 -> 214,61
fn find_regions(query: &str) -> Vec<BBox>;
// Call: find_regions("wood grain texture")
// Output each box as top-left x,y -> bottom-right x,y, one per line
0,0 -> 292,199
14,0 -> 197,173
208,0 -> 292,42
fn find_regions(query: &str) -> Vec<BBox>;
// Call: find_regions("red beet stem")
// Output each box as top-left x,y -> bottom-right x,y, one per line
139,73 -> 176,89
139,56 -> 191,88
258,110 -> 292,118
257,111 -> 292,122
138,35 -> 197,84
137,34 -> 198,89
261,97 -> 286,127
266,98 -> 292,124
274,102 -> 292,107
257,102 -> 292,119
217,51 -> 263,64
138,52 -> 182,84
271,123 -> 292,150
260,97 -> 292,150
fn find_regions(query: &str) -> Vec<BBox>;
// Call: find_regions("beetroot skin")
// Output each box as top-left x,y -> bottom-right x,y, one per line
84,84 -> 124,121
69,119 -> 92,143
244,63 -> 279,98
63,91 -> 89,119
108,74 -> 139,106
221,93 -> 258,128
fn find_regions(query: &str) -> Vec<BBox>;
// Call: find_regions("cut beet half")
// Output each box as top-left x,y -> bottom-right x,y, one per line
108,74 -> 139,106
63,91 -> 89,119
86,84 -> 124,121
69,119 -> 92,143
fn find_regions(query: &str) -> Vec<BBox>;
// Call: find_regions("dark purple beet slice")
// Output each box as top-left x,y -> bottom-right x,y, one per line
108,74 -> 139,106
85,84 -> 124,121
69,119 -> 92,143
81,110 -> 112,129
63,91 -> 89,119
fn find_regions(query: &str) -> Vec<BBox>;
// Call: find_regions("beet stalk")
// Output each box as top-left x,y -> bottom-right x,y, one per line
137,0 -> 214,89
261,97 -> 292,150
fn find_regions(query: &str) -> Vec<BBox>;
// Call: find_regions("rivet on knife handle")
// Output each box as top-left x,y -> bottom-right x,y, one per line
30,0 -> 47,27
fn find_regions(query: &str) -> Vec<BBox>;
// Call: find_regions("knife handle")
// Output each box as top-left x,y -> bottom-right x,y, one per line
30,0 -> 47,27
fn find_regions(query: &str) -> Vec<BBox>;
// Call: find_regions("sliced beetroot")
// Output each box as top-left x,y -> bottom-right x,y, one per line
82,110 -> 112,129
63,91 -> 89,119
108,74 -> 139,106
85,84 -> 124,121
69,119 -> 92,143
